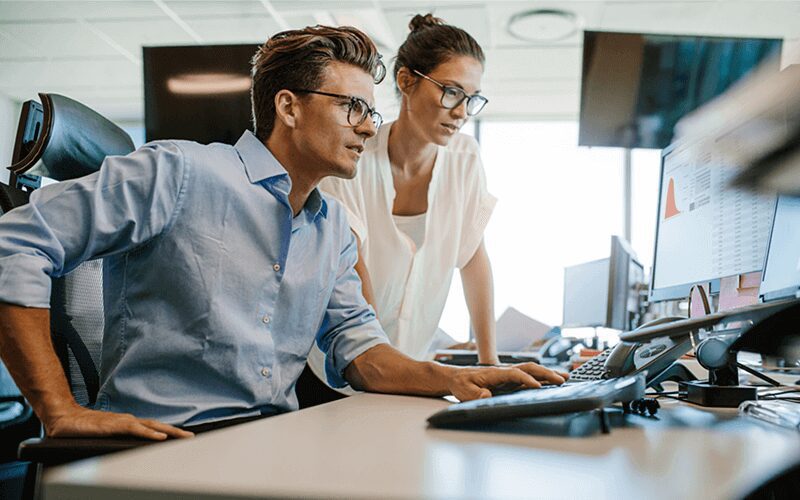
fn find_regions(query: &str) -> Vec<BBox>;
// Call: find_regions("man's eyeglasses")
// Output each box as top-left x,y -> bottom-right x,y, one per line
412,70 -> 488,116
289,89 -> 383,129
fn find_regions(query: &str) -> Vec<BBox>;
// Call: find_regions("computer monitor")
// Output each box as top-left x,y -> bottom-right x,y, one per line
563,258 -> 609,329
759,195 -> 800,302
144,44 -> 256,145
649,141 -> 777,302
579,31 -> 782,149
563,236 -> 644,330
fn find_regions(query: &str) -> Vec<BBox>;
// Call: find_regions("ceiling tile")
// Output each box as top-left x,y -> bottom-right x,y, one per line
89,18 -> 198,55
0,21 -> 121,58
485,46 -> 581,80
0,1 -> 163,22
186,15 -> 282,44
0,59 -> 140,89
164,1 -> 266,18
597,1 -> 800,38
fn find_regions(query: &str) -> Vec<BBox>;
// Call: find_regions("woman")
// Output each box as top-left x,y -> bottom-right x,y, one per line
307,14 -> 499,395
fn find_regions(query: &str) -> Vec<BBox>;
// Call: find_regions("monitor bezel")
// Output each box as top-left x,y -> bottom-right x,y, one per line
759,195 -> 800,302
608,235 -> 644,330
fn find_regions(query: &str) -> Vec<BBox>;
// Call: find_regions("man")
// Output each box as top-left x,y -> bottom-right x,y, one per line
0,25 -> 566,440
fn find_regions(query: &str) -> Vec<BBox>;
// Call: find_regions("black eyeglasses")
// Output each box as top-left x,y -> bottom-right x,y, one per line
289,89 -> 383,129
412,70 -> 488,116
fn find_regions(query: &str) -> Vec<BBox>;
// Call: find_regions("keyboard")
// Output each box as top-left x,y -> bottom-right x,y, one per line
427,374 -> 645,428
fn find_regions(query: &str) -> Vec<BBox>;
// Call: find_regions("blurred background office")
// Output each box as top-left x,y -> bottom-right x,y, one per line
1,0 -> 798,344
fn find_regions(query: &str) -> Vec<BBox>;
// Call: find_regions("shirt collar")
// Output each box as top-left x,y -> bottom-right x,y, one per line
235,130 -> 287,183
234,130 -> 327,220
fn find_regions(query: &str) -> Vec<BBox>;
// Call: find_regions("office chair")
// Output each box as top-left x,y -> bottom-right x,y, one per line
1,94 -> 147,499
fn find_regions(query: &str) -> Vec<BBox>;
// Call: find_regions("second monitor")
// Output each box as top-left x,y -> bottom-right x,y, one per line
563,236 -> 644,331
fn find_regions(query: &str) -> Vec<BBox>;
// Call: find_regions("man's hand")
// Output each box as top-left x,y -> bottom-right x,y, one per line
448,362 -> 569,402
46,405 -> 194,441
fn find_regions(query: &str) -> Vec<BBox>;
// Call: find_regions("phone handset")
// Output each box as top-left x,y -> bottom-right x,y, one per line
602,317 -> 685,377
603,342 -> 641,378
568,317 -> 689,382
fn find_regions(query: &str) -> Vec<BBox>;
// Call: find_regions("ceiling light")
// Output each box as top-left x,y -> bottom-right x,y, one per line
167,73 -> 250,95
507,9 -> 580,43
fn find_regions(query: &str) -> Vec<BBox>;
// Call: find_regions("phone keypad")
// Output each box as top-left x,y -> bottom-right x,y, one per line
568,348 -> 612,382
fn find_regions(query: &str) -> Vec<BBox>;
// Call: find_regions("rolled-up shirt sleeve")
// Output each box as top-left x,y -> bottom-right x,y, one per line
315,216 -> 389,388
0,142 -> 187,308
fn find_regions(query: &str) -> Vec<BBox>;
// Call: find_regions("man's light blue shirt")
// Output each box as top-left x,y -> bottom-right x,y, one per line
0,131 -> 388,426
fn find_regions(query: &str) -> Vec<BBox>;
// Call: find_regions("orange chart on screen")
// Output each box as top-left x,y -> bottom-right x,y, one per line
664,177 -> 681,220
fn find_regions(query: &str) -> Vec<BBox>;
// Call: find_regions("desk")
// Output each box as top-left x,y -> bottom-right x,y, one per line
45,393 -> 800,499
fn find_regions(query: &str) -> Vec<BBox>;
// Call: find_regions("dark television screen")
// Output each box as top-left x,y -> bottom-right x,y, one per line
579,31 -> 782,149
144,44 -> 258,145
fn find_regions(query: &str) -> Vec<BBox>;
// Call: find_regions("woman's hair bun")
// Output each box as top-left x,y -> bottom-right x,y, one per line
408,13 -> 444,33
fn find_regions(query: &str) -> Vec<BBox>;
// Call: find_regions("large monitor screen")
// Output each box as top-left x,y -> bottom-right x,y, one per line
760,196 -> 800,302
579,31 -> 782,149
650,142 -> 776,302
144,44 -> 257,145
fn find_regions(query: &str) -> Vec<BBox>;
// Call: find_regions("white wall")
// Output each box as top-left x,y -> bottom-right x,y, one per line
0,92 -> 21,185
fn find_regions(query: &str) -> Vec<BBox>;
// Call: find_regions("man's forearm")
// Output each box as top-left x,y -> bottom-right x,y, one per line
345,344 -> 456,396
345,343 -> 570,403
0,303 -> 79,426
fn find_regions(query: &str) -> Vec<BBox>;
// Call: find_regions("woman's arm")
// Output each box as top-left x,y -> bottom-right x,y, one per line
352,231 -> 378,314
460,240 -> 499,365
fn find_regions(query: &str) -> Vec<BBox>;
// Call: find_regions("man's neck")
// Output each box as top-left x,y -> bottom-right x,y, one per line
264,134 -> 316,217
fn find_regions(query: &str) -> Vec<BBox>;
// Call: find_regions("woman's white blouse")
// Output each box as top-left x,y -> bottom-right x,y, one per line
310,122 -> 496,380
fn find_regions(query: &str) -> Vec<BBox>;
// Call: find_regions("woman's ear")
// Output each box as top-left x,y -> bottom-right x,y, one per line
396,67 -> 417,97
274,89 -> 299,129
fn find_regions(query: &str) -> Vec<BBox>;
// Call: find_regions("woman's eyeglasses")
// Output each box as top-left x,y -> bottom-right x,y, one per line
289,89 -> 383,129
412,70 -> 488,116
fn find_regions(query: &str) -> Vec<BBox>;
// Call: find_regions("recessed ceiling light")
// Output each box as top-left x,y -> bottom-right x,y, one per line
507,9 -> 580,43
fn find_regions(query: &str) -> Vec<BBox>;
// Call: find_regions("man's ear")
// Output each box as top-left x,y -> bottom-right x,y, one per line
396,67 -> 417,96
274,89 -> 300,129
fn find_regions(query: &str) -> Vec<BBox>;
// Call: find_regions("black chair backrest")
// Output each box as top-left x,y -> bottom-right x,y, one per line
3,93 -> 134,408
9,93 -> 134,182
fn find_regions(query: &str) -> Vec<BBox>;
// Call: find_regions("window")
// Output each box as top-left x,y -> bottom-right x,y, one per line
439,121 -> 659,340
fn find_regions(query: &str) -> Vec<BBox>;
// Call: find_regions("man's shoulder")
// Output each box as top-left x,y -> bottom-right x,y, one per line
138,139 -> 242,179
141,139 -> 235,159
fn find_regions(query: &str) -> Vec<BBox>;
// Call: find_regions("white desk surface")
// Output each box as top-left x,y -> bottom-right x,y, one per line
45,393 -> 800,500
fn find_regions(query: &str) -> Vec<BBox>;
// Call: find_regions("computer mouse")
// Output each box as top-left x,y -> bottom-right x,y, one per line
489,382 -> 530,396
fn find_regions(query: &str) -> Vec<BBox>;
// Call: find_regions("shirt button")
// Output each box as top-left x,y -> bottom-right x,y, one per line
262,315 -> 270,324
273,263 -> 281,272
261,367 -> 271,377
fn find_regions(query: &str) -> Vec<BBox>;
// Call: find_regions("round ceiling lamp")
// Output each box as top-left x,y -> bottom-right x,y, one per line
507,8 -> 580,43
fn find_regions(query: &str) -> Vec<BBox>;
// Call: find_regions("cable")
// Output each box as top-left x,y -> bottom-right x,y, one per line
736,362 -> 782,387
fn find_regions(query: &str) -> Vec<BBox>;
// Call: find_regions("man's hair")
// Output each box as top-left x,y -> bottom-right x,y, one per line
393,14 -> 485,87
251,25 -> 385,141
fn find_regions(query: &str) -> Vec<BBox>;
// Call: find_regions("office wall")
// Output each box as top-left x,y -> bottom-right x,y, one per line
0,93 -> 21,184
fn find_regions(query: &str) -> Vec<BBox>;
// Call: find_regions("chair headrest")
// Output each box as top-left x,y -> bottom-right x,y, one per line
9,93 -> 134,182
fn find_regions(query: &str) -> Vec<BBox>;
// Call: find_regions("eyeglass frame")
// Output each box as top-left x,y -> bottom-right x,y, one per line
287,88 -> 383,129
411,69 -> 488,116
